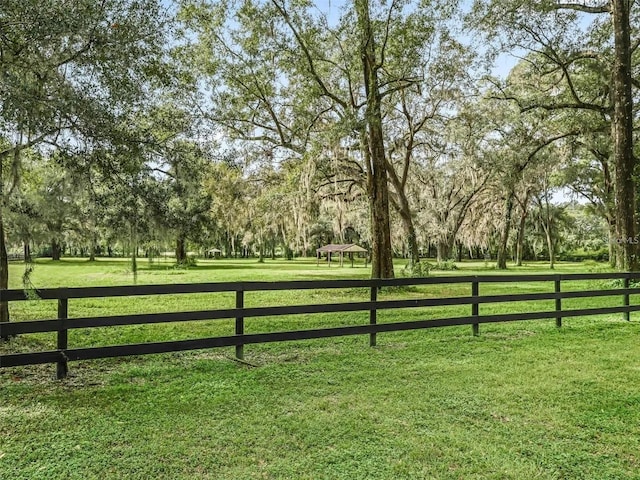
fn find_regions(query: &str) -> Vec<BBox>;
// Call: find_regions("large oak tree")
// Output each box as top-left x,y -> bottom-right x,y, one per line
0,0 -> 172,330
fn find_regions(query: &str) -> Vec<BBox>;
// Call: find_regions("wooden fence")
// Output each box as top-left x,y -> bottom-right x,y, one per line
1,272 -> 639,379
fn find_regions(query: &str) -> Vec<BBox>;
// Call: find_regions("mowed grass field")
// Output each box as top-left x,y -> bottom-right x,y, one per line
2,257 -> 640,479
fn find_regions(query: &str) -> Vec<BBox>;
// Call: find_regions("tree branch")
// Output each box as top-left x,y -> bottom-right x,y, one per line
553,2 -> 610,14
0,127 -> 64,160
270,0 -> 348,110
521,101 -> 608,114
380,77 -> 422,99
376,0 -> 399,70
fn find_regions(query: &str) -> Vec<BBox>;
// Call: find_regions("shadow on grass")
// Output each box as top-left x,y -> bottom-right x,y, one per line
31,257 -> 613,276
34,258 -> 134,268
33,257 -> 332,271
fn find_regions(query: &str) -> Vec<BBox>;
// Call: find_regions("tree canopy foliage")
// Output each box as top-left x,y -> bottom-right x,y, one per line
1,0 -> 639,326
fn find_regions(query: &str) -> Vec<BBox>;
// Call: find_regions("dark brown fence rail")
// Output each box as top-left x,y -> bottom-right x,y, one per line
1,273 -> 639,379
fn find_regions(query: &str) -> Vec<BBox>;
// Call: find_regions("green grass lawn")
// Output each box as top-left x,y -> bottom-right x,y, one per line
2,257 -> 640,479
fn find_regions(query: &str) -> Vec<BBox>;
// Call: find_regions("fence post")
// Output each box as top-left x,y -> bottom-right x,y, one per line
370,284 -> 377,347
472,278 -> 479,336
236,289 -> 244,360
624,277 -> 630,322
57,298 -> 69,380
555,276 -> 562,328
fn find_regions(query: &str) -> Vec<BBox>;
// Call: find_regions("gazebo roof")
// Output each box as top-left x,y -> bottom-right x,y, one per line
316,243 -> 367,253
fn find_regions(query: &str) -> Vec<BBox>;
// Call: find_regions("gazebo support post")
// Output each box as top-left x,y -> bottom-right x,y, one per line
316,244 -> 368,268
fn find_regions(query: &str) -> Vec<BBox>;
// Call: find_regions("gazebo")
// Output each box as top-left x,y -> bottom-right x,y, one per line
316,244 -> 368,267
206,248 -> 222,259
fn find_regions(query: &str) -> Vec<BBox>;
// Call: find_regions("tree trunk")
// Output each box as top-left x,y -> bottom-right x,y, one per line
51,239 -> 62,261
497,191 -> 515,270
397,209 -> 419,267
131,248 -> 138,281
89,232 -> 97,261
608,219 -> 617,267
130,222 -> 138,283
0,207 -> 10,335
545,228 -> 555,270
515,209 -> 527,266
23,241 -> 31,263
436,241 -> 449,263
436,242 -> 444,263
387,153 -> 419,267
0,145 -> 15,333
447,236 -> 457,262
224,234 -> 231,258
611,0 -> 637,271
175,236 -> 186,264
356,0 -> 394,279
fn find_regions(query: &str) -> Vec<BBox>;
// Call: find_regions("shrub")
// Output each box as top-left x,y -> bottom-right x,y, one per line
431,260 -> 458,271
402,261 -> 431,278
175,255 -> 198,269
558,248 -> 609,262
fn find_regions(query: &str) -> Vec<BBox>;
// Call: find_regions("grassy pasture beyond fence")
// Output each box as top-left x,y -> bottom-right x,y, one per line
1,258 -> 640,479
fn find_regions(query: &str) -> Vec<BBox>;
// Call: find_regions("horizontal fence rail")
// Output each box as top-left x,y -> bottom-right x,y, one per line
1,273 -> 639,379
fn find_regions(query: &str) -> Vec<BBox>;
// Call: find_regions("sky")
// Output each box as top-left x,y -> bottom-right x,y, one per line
311,0 -> 520,78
